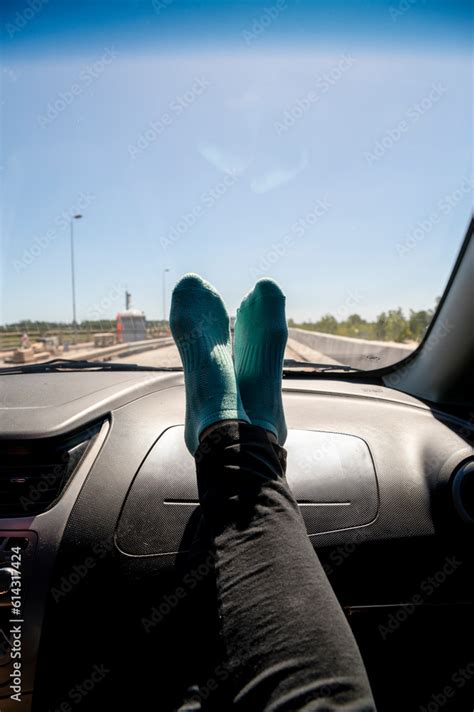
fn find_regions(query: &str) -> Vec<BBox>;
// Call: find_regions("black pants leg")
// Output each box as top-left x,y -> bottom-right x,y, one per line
194,422 -> 376,711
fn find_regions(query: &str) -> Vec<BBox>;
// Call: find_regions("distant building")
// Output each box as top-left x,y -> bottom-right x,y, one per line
116,308 -> 147,343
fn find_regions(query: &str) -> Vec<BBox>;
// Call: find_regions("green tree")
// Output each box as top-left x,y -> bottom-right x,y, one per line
342,313 -> 368,338
408,309 -> 433,341
315,314 -> 338,334
375,312 -> 387,340
383,308 -> 410,342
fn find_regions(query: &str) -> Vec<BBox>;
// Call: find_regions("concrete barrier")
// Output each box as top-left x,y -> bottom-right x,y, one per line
288,328 -> 415,369
80,337 -> 174,362
6,338 -> 174,366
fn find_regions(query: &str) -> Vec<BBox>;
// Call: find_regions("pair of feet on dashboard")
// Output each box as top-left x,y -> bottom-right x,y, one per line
169,274 -> 288,455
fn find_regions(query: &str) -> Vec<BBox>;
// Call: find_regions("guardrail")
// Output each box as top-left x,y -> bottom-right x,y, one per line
288,328 -> 415,369
1,337 -> 175,366
77,337 -> 175,362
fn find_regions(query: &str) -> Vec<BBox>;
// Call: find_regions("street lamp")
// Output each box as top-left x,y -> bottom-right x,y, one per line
162,268 -> 170,323
70,214 -> 82,341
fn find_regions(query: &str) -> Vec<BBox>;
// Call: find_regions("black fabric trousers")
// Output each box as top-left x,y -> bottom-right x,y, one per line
188,422 -> 376,711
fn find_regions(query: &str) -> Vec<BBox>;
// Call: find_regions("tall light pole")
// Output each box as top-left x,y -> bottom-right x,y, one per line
70,214 -> 82,340
162,268 -> 170,323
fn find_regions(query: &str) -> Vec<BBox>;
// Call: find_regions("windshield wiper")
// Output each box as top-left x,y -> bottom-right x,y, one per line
2,357 -> 359,375
283,359 -> 361,373
0,358 -> 183,375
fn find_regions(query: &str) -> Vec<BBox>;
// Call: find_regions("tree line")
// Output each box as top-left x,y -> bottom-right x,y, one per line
0,319 -> 168,333
289,301 -> 439,344
2,305 -> 438,346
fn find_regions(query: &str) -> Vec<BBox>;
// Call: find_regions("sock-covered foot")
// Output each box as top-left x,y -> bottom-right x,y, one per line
234,278 -> 288,444
170,273 -> 249,454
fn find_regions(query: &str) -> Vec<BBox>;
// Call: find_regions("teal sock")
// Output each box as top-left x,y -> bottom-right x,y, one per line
170,273 -> 250,455
234,278 -> 288,445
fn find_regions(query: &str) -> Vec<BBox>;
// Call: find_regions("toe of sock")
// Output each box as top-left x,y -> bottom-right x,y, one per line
253,278 -> 285,300
170,273 -> 225,336
236,280 -> 285,321
173,273 -> 219,296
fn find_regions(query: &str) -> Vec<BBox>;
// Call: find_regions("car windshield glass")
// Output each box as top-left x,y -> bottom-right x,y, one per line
1,0 -> 472,372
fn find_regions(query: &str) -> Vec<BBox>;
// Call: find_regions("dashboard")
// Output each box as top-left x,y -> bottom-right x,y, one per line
0,371 -> 473,711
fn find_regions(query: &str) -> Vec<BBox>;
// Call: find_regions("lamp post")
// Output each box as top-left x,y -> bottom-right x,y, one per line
162,268 -> 170,324
70,214 -> 82,342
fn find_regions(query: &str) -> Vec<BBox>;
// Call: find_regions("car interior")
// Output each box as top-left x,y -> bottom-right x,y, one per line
0,222 -> 472,711
2,0 -> 473,709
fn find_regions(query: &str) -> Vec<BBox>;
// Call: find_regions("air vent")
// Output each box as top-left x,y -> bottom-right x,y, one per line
452,459 -> 474,525
0,422 -> 102,518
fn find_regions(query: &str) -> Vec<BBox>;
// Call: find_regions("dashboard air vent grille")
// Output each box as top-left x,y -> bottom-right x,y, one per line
0,422 -> 102,518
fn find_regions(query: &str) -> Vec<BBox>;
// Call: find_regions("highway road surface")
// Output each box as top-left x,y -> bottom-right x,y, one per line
0,337 -> 340,369
118,337 -> 339,368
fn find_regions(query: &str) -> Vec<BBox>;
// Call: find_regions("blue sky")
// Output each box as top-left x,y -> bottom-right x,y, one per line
1,0 -> 472,324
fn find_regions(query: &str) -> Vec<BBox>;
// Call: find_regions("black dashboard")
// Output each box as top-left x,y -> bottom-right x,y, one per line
0,371 -> 473,711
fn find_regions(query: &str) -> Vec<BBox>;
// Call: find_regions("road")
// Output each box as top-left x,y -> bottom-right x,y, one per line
0,336 -> 340,369
118,337 -> 339,368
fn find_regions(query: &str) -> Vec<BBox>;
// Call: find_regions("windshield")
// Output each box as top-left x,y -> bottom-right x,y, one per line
1,0 -> 472,372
